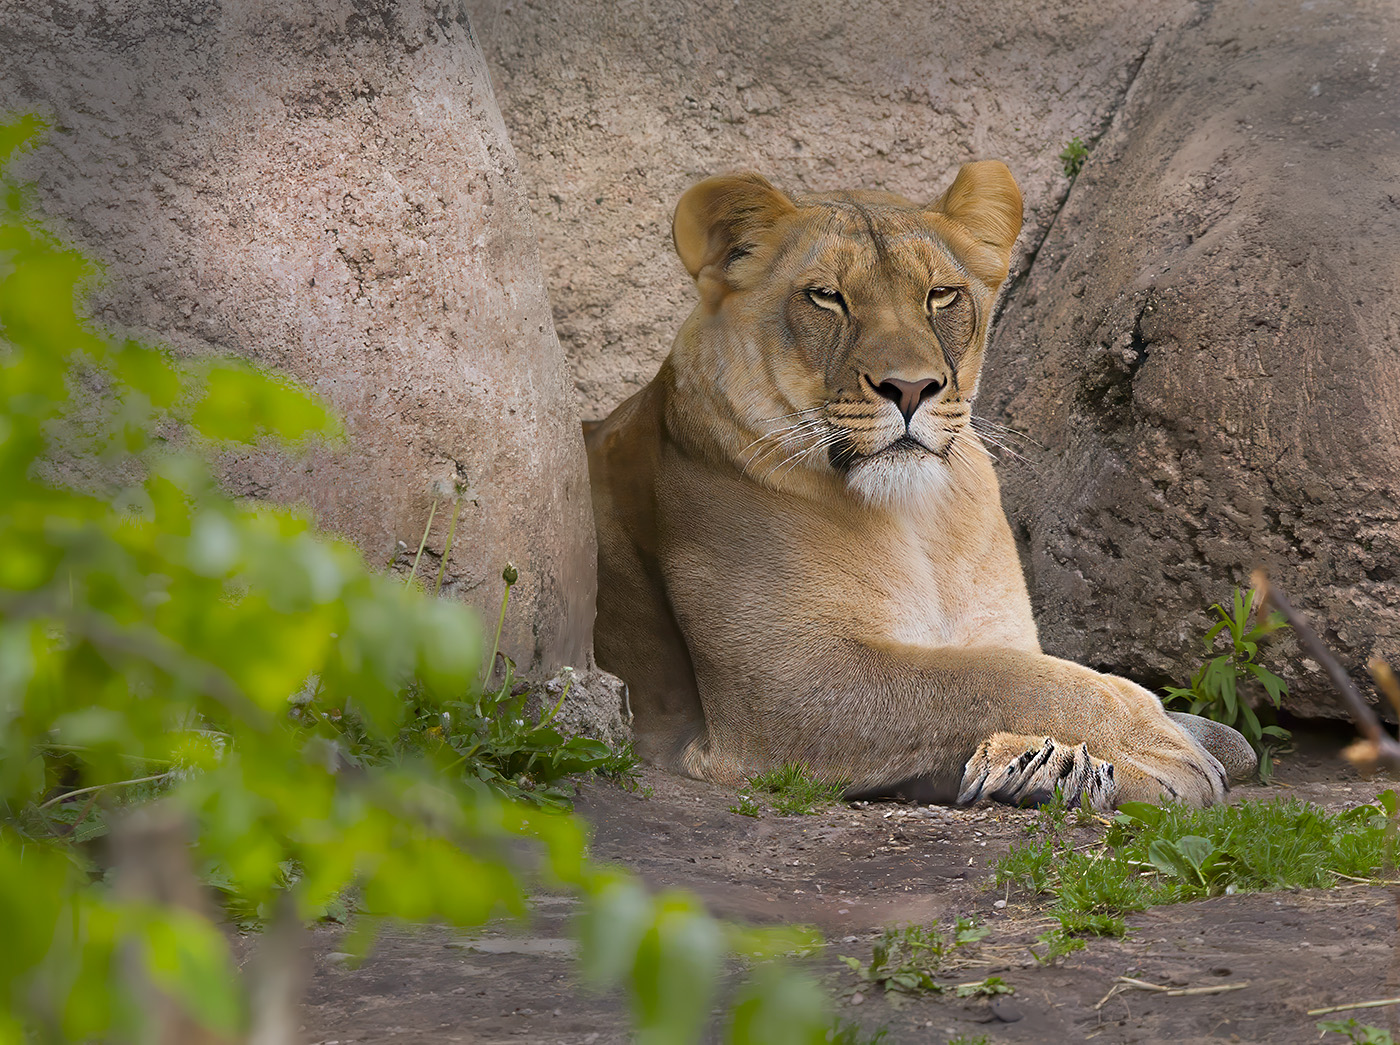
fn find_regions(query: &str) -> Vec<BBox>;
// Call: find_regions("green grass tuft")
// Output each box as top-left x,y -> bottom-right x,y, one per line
826,1018 -> 889,1044
1318,1018 -> 1396,1044
841,918 -> 989,997
729,794 -> 762,817
744,762 -> 847,815
999,791 -> 1399,963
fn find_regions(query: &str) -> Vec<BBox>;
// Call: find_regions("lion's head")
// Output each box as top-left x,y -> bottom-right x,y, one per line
667,162 -> 1022,510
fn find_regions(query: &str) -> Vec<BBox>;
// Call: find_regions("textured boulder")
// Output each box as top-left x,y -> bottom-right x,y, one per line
2,0 -> 599,679
980,0 -> 1400,716
466,0 -> 1191,419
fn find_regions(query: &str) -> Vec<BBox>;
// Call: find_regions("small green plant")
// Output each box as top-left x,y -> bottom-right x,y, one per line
1059,136 -> 1089,178
994,833 -> 1060,894
745,763 -> 847,815
947,1037 -> 989,1045
594,739 -> 650,794
840,919 -> 988,996
826,1019 -> 889,1044
317,560 -> 644,811
730,794 -> 762,817
954,975 -> 1013,998
1319,1018 -> 1397,1044
1164,586 -> 1292,779
1030,931 -> 1085,965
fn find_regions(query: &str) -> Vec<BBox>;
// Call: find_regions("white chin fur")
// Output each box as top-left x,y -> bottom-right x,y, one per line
845,451 -> 955,511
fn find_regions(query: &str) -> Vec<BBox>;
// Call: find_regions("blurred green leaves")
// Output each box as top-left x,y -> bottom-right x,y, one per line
0,116 -> 828,1044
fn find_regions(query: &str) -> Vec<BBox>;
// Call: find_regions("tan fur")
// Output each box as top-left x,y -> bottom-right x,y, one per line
587,162 -> 1246,808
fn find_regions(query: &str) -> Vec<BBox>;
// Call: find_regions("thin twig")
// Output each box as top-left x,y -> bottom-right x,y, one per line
1307,996 -> 1400,1016
1164,983 -> 1250,997
38,744 -> 174,766
39,772 -> 174,810
1253,571 -> 1400,770
1371,659 -> 1400,721
56,790 -> 101,836
1332,871 -> 1400,886
1093,984 -> 1122,1010
1099,975 -> 1249,1005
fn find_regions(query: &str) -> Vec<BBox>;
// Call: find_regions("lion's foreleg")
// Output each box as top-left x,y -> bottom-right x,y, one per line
720,641 -> 1229,808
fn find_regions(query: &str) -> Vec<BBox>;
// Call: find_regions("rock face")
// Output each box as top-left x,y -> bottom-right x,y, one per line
465,0 -> 1190,419
980,0 -> 1400,715
2,0 -> 598,678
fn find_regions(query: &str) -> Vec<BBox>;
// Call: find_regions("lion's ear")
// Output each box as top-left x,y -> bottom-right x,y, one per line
672,173 -> 795,279
929,161 -> 1023,286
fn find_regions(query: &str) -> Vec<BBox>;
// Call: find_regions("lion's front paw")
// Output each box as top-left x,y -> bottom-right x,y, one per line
958,735 -> 1118,812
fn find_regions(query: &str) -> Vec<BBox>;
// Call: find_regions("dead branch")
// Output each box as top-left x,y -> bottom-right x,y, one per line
1307,996 -> 1400,1016
1371,658 -> 1400,721
1251,570 -> 1400,775
1094,976 -> 1250,1010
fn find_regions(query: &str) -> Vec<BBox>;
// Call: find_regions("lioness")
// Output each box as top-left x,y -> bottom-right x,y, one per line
586,162 -> 1254,808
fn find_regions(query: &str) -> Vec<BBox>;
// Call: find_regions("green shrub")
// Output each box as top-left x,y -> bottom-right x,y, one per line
0,116 -> 828,1045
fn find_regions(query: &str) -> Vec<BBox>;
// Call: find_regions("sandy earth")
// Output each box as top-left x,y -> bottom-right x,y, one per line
296,727 -> 1400,1044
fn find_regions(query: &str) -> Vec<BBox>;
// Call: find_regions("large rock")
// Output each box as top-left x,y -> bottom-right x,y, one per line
2,0 -> 598,678
466,0 -> 1190,419
980,0 -> 1400,716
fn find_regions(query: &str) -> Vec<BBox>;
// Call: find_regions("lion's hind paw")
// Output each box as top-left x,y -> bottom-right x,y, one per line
958,735 -> 1118,812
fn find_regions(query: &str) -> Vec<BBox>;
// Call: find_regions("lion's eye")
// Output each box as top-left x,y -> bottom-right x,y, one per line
806,287 -> 846,314
927,287 -> 959,312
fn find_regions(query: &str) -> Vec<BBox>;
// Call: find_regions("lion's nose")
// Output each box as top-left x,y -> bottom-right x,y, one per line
871,375 -> 945,423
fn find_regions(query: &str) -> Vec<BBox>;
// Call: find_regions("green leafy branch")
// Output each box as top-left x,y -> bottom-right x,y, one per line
0,115 -> 831,1045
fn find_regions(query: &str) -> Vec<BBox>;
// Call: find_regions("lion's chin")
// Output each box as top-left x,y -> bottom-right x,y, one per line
844,448 -> 955,512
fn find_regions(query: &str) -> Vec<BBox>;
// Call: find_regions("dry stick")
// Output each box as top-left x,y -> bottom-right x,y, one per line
1116,975 -> 1251,996
57,789 -> 101,836
1251,570 -> 1400,770
1307,997 -> 1400,1016
1095,977 -> 1249,1010
1333,871 -> 1400,886
1254,571 -> 1400,1024
1372,658 -> 1400,721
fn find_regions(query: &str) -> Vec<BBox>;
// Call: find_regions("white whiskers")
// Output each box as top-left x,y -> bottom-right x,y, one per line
966,415 -> 1039,468
737,408 -> 838,483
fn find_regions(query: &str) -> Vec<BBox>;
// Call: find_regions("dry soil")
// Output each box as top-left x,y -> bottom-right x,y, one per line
297,727 -> 1400,1044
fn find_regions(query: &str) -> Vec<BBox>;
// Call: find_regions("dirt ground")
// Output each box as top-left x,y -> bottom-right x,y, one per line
299,726 -> 1400,1044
